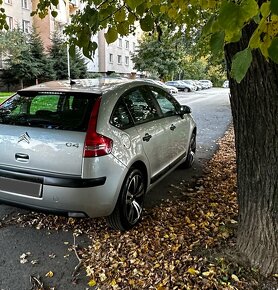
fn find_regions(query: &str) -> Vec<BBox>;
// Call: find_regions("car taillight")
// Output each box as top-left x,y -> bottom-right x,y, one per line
83,97 -> 113,158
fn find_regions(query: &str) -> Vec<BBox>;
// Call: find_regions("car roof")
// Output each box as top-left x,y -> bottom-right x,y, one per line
18,78 -> 153,95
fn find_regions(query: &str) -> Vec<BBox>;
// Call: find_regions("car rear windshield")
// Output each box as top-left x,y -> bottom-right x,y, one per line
0,91 -> 99,131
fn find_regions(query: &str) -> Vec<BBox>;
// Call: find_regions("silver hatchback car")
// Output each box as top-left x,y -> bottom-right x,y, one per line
0,78 -> 196,230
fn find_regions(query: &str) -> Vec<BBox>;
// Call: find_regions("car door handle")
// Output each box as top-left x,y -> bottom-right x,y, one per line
15,153 -> 29,162
143,133 -> 152,142
170,124 -> 176,131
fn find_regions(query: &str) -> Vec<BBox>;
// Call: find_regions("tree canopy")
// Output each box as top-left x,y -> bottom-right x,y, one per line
132,28 -> 226,84
132,30 -> 184,80
8,0 -> 275,83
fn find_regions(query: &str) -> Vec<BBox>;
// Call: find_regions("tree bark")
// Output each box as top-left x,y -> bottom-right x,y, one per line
225,21 -> 278,275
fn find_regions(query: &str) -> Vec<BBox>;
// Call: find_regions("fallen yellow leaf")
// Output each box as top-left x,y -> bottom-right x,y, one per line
88,279 -> 97,287
187,267 -> 200,275
45,271 -> 54,278
110,279 -> 117,286
231,274 -> 240,282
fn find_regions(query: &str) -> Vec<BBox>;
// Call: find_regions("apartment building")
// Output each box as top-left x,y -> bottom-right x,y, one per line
1,0 -> 32,33
1,0 -> 140,77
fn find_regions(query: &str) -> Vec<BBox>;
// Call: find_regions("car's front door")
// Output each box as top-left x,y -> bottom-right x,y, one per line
149,86 -> 190,165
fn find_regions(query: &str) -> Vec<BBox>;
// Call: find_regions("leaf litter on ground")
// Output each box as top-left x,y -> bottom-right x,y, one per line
2,127 -> 278,289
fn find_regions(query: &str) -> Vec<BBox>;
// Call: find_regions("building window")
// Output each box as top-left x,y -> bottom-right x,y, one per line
125,56 -> 129,66
117,55 -> 122,64
5,0 -> 12,4
125,40 -> 129,50
118,38 -> 122,48
109,53 -> 113,63
21,0 -> 28,9
133,42 -> 136,51
22,20 -> 30,33
6,16 -> 13,30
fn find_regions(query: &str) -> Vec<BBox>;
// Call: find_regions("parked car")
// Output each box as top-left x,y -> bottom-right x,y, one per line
181,80 -> 197,91
0,78 -> 197,230
223,80 -> 229,88
199,80 -> 213,89
165,80 -> 191,92
193,80 -> 203,90
146,79 -> 179,94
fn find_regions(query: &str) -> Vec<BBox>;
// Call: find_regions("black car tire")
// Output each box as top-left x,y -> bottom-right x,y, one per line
183,133 -> 196,168
107,168 -> 146,231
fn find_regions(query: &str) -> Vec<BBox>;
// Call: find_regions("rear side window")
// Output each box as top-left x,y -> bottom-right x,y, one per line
110,100 -> 132,129
0,92 -> 98,131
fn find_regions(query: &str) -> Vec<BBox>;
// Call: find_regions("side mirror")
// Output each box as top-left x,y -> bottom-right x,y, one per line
178,105 -> 191,116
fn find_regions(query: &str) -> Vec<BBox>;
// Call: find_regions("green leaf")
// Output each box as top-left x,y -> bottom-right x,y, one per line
125,0 -> 144,10
51,11 -> 58,18
51,0 -> 59,6
218,0 -> 258,33
218,2 -> 241,30
104,27 -> 118,44
268,37 -> 278,63
261,2 -> 270,17
202,16 -> 215,36
210,31 -> 225,55
231,47 -> 252,83
270,0 -> 278,15
140,15 -> 154,32
136,3 -> 147,16
127,12 -> 136,24
117,21 -> 130,35
240,0 -> 259,19
114,8 -> 126,22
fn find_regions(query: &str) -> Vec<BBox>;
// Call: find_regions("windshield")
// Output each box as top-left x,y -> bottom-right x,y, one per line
0,91 -> 99,131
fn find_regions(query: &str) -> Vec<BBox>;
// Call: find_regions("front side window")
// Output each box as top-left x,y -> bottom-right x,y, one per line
123,88 -> 159,124
0,92 -> 97,131
151,87 -> 179,117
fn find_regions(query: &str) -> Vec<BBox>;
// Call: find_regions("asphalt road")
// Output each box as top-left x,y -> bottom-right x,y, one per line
0,88 -> 232,290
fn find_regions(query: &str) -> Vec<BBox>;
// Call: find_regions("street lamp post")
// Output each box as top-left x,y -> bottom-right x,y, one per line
65,0 -> 71,80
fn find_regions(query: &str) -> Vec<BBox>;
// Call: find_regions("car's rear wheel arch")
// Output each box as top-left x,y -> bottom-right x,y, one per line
130,160 -> 148,190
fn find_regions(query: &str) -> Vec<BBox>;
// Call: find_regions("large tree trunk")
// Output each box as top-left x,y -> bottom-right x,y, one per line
225,21 -> 278,275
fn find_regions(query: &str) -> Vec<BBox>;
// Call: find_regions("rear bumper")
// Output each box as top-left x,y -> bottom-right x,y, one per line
0,167 -> 106,188
0,160 -> 127,218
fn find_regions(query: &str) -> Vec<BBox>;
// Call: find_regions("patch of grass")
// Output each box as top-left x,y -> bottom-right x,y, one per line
0,92 -> 13,103
0,92 -> 14,97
